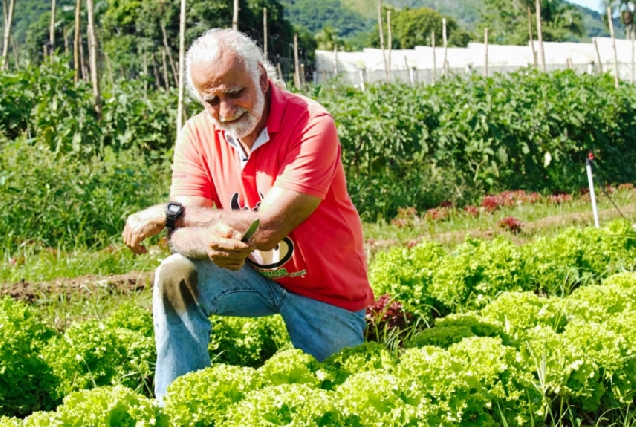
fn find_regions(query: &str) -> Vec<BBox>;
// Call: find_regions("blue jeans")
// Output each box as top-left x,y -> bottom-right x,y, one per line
153,253 -> 366,403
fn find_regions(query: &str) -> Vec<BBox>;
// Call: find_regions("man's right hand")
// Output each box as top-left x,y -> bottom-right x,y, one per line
122,205 -> 166,254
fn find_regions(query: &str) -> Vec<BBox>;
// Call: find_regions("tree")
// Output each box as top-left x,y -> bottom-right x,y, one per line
368,7 -> 471,50
602,0 -> 635,38
479,0 -> 584,45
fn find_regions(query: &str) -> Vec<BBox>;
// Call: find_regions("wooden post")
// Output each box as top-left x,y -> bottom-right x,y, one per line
378,0 -> 388,82
232,0 -> 238,31
1,0 -> 15,70
86,0 -> 101,119
608,7 -> 620,88
50,0 -> 56,54
359,67 -> 365,92
536,0 -> 546,72
263,7 -> 268,60
2,0 -> 7,27
79,32 -> 88,80
442,18 -> 448,78
277,62 -> 283,82
630,24 -> 636,84
74,0 -> 81,83
484,28 -> 489,77
594,38 -> 603,74
104,51 -> 114,85
387,10 -> 392,82
300,63 -> 306,86
161,47 -> 170,90
293,33 -> 301,88
177,0 -> 186,132
151,53 -> 161,90
11,34 -> 19,68
431,30 -> 436,85
143,51 -> 148,99
528,7 -> 537,68
160,22 -> 179,86
63,26 -> 69,57
334,44 -> 338,76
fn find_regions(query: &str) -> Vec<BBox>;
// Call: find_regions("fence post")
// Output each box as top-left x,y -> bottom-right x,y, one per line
387,10 -> 392,82
528,7 -> 537,69
608,7 -> 620,88
177,0 -> 187,132
442,18 -> 448,78
536,0 -> 546,72
593,38 -> 603,74
86,0 -> 102,120
484,28 -> 489,77
1,0 -> 15,70
431,30 -> 436,85
233,0 -> 239,31
378,0 -> 388,82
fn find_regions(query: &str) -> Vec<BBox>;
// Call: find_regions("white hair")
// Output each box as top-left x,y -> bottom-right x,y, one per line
185,28 -> 285,101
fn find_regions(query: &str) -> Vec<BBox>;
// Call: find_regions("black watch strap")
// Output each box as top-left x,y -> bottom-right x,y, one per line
165,202 -> 184,230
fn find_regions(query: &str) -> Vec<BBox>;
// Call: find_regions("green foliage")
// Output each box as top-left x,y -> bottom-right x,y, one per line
404,325 -> 475,349
322,342 -> 397,387
368,7 -> 471,49
257,349 -> 322,387
522,220 -> 636,296
280,0 -> 372,40
369,240 -> 445,319
41,319 -> 155,400
209,315 -> 291,367
335,371 -> 433,426
480,292 -> 567,337
19,386 -> 167,427
0,139 -> 169,251
0,298 -> 58,418
163,364 -> 263,427
223,383 -> 341,427
430,237 -> 528,311
305,70 -> 636,220
0,57 -> 101,150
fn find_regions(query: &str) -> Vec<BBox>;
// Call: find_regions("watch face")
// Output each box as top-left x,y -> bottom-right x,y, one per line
168,204 -> 181,213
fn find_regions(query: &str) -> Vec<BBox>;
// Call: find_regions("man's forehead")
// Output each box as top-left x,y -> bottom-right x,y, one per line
191,51 -> 250,86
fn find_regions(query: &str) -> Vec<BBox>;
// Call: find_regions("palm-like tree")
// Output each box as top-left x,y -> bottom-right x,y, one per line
603,0 -> 634,38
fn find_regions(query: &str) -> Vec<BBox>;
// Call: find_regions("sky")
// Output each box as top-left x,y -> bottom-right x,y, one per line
568,0 -> 603,12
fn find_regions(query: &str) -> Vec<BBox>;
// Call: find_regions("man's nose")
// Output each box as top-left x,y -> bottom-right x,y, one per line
219,100 -> 239,122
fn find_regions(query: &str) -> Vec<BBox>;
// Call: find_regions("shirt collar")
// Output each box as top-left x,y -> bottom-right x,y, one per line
224,126 -> 270,154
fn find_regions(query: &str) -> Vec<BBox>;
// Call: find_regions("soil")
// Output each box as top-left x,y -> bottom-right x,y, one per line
3,204 -> 634,304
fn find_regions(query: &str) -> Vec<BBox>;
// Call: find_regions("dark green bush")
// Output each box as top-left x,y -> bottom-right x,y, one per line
0,139 -> 169,251
0,298 -> 58,417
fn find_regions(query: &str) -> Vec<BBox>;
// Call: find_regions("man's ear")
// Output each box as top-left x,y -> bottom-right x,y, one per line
258,62 -> 268,91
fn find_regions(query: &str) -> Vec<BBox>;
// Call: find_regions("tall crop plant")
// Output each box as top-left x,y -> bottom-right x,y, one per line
305,70 -> 636,221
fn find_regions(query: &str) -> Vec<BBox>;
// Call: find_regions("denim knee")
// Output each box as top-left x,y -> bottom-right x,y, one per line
155,254 -> 200,316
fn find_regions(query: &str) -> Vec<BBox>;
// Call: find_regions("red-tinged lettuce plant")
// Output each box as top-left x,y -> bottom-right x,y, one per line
498,216 -> 523,234
365,294 -> 415,348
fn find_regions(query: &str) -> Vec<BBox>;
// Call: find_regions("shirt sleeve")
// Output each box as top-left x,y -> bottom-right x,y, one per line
169,120 -> 217,201
274,112 -> 341,200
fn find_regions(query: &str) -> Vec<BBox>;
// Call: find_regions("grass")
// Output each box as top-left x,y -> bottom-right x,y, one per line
363,188 -> 636,249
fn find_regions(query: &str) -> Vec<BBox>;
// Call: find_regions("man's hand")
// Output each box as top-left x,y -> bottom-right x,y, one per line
207,223 -> 255,271
122,205 -> 166,254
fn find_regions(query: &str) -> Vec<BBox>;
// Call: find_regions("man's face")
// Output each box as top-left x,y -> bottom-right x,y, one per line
190,51 -> 266,139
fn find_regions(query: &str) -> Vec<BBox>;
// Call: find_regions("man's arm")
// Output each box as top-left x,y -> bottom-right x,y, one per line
123,189 -> 320,268
169,188 -> 320,255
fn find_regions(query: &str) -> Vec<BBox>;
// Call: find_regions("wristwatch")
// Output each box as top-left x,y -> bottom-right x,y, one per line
165,202 -> 184,230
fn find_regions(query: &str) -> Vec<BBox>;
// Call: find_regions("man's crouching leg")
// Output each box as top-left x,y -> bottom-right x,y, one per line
153,253 -> 211,404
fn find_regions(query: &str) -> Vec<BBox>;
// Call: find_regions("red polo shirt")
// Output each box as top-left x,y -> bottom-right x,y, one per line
170,83 -> 373,311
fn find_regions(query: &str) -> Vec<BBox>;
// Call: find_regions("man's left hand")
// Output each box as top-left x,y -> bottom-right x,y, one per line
122,205 -> 166,254
207,222 -> 255,271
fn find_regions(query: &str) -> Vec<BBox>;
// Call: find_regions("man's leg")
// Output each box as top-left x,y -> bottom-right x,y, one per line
153,253 -> 284,403
279,292 -> 367,362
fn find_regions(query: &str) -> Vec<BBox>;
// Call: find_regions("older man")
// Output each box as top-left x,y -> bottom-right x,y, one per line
122,28 -> 373,402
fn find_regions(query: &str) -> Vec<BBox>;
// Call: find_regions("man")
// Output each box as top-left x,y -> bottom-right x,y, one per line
122,28 -> 373,403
